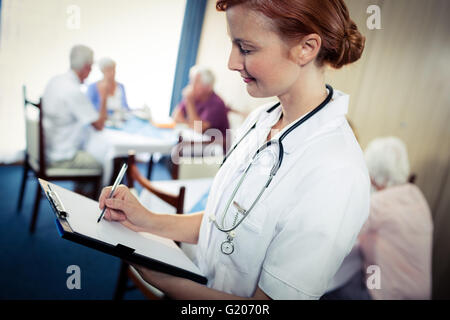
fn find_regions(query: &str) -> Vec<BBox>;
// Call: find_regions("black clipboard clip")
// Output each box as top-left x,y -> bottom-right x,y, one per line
46,184 -> 69,219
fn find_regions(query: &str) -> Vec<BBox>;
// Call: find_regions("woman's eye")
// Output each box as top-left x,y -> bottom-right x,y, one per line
239,46 -> 252,55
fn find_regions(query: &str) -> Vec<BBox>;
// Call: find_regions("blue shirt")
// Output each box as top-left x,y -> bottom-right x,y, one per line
86,82 -> 129,114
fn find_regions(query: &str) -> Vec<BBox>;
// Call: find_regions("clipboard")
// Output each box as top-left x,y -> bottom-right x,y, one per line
39,178 -> 207,285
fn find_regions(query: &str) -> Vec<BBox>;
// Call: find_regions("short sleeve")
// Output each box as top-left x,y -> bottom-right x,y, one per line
259,166 -> 370,299
201,99 -> 228,128
67,88 -> 98,126
86,83 -> 100,111
119,83 -> 130,110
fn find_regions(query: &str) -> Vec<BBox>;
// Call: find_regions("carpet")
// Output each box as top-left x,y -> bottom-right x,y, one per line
0,162 -> 171,300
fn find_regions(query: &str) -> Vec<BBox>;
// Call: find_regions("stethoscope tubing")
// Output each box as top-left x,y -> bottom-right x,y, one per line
214,85 -> 334,233
222,84 -> 333,173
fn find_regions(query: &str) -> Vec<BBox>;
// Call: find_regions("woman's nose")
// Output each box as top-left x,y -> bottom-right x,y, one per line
228,46 -> 244,72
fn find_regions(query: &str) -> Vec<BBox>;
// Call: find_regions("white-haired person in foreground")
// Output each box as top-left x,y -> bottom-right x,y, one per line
172,65 -> 229,137
42,45 -> 106,192
323,136 -> 433,300
86,57 -> 129,116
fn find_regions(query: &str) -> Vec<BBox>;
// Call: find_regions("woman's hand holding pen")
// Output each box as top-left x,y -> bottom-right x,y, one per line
98,185 -> 153,232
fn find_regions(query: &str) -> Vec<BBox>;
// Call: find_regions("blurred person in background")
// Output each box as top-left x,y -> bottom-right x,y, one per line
361,136 -> 433,299
172,65 -> 229,138
323,136 -> 433,300
86,57 -> 130,117
42,44 -> 105,172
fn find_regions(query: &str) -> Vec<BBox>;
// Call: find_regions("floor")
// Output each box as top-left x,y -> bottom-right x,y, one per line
0,162 -> 171,300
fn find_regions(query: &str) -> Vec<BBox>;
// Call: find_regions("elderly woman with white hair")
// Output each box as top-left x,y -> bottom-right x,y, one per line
361,137 -> 433,299
172,65 -> 229,137
86,57 -> 129,116
323,136 -> 433,300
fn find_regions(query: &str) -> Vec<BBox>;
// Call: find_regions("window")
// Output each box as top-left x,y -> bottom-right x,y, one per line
0,0 -> 186,162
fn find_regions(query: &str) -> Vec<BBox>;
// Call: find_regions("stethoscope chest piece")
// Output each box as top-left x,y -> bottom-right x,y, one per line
221,238 -> 234,255
215,85 -> 334,256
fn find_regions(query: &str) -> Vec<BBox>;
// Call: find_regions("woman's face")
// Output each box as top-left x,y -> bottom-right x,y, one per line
102,65 -> 116,82
226,5 -> 301,98
191,74 -> 210,99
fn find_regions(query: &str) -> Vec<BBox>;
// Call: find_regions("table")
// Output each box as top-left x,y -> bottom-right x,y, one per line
84,116 -> 206,186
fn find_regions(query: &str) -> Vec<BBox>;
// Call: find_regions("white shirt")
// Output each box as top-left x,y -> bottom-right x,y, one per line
106,84 -> 123,112
195,88 -> 370,299
42,70 -> 98,162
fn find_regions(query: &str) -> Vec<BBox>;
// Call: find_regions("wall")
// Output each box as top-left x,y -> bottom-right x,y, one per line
433,165 -> 450,298
0,0 -> 186,162
196,0 -> 450,297
329,0 -> 450,298
326,0 -> 450,217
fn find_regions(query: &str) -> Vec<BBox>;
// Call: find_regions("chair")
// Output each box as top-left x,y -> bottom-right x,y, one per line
114,151 -> 186,300
146,134 -> 223,180
150,134 -> 222,181
17,85 -> 102,233
146,104 -> 245,181
173,134 -> 225,179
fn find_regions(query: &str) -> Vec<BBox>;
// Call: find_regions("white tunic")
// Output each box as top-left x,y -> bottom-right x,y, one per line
195,88 -> 370,299
106,84 -> 123,112
42,70 -> 98,162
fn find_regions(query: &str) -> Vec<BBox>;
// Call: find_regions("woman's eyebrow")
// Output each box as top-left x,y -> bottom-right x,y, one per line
233,38 -> 256,47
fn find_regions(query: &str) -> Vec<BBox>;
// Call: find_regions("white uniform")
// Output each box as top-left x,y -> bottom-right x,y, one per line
195,88 -> 370,299
42,70 -> 98,163
106,85 -> 123,112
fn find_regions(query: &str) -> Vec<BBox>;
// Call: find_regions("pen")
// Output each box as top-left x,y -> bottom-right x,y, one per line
97,163 -> 128,223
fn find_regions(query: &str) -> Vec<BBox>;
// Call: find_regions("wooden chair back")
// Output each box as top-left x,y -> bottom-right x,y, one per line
170,134 -> 224,180
23,85 -> 46,177
114,150 -> 186,300
127,151 -> 185,213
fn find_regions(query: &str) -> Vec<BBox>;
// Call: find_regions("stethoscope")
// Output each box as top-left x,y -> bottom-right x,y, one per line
210,84 -> 334,255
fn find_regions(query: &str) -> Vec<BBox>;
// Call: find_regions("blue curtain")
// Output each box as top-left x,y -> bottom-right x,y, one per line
169,0 -> 207,114
0,0 -> 2,47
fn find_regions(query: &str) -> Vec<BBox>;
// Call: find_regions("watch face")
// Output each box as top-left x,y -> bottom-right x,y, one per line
221,240 -> 234,255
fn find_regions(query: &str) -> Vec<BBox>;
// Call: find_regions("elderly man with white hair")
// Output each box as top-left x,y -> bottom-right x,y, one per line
42,44 -> 106,173
86,57 -> 129,116
323,136 -> 433,300
172,65 -> 229,137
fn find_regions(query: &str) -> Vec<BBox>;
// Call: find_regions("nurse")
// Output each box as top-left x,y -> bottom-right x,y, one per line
99,0 -> 370,299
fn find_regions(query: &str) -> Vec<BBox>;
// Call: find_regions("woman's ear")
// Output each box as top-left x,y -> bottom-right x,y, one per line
290,33 -> 322,66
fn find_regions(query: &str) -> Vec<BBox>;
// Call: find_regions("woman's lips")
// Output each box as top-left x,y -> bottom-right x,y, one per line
243,77 -> 255,83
